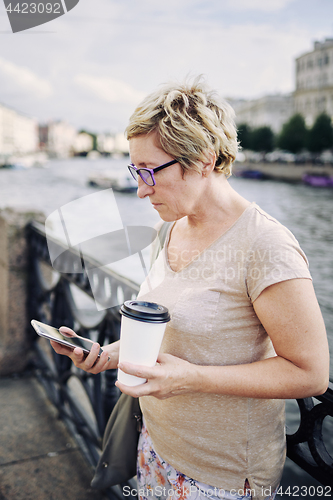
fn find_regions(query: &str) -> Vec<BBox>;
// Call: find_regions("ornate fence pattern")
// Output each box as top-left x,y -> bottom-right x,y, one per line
26,221 -> 333,494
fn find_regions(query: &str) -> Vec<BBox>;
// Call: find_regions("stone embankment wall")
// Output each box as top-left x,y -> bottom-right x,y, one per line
0,208 -> 44,375
233,162 -> 333,182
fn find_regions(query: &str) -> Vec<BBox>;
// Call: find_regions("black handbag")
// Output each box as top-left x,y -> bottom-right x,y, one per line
91,393 -> 142,489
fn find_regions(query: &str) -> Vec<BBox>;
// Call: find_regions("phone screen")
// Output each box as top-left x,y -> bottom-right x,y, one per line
31,320 -> 102,356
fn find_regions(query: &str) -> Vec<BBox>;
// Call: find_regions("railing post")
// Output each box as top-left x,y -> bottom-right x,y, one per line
0,208 -> 44,375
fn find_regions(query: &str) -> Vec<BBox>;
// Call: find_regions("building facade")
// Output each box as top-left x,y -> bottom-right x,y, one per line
97,133 -> 115,155
228,94 -> 293,133
41,120 -> 77,158
0,103 -> 38,157
294,38 -> 333,126
73,132 -> 94,155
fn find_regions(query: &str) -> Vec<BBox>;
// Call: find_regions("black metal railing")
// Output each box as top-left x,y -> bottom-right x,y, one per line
27,221 -> 140,499
26,221 -> 333,493
286,389 -> 333,486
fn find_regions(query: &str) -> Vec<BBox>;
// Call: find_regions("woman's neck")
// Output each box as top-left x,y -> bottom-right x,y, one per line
185,174 -> 251,232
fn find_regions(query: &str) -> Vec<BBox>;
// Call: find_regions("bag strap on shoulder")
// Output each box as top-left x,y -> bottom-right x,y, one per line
150,221 -> 173,269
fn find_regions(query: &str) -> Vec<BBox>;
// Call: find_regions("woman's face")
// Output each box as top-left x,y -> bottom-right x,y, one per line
129,132 -> 205,222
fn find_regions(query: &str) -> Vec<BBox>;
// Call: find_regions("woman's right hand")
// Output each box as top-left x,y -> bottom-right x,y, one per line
50,326 -> 120,375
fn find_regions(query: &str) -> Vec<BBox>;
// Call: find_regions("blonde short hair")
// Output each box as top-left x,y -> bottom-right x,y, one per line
125,77 -> 238,177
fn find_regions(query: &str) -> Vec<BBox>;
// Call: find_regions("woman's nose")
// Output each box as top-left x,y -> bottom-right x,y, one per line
137,177 -> 154,199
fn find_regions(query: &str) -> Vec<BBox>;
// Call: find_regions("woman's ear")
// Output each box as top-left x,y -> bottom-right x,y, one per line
201,150 -> 216,177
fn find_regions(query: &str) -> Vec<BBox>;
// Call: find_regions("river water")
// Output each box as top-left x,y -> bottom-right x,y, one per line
0,157 -> 332,497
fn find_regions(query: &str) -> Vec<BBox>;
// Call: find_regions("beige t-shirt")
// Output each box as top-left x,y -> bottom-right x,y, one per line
138,202 -> 312,499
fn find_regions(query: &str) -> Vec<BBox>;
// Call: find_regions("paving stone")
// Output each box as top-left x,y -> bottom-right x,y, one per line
0,449 -> 110,500
0,374 -> 110,500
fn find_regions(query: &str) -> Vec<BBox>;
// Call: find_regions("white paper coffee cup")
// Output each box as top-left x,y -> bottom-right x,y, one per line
118,300 -> 170,386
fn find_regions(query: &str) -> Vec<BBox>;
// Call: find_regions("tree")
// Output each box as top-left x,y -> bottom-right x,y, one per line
237,123 -> 252,150
250,126 -> 275,153
277,114 -> 307,154
308,113 -> 333,153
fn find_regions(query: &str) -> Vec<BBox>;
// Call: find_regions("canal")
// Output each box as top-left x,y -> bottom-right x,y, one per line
0,157 -> 332,497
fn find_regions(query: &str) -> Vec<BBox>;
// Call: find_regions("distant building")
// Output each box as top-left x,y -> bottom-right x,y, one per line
294,38 -> 333,126
97,133 -> 115,155
114,133 -> 129,155
0,103 -> 38,156
228,94 -> 293,133
40,120 -> 77,158
73,132 -> 94,156
97,132 -> 129,155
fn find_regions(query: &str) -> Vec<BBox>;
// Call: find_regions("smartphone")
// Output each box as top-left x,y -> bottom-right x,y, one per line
31,320 -> 103,358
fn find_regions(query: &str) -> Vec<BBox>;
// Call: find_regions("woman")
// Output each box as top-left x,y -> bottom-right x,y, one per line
51,78 -> 329,500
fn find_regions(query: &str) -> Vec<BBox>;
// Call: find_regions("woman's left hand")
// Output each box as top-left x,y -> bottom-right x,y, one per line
115,353 -> 197,399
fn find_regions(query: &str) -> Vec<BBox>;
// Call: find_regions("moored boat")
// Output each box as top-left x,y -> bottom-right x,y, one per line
88,170 -> 137,192
234,169 -> 267,179
302,173 -> 333,187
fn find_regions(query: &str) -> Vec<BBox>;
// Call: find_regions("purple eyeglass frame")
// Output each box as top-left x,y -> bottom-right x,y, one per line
127,159 -> 179,186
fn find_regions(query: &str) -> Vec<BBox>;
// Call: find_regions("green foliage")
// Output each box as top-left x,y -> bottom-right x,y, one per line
250,126 -> 275,153
237,123 -> 252,150
237,124 -> 275,152
239,112 -> 333,156
308,113 -> 333,153
277,114 -> 307,154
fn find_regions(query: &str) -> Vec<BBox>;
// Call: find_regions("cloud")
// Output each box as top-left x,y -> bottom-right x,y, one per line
224,0 -> 295,12
0,0 -> 326,132
0,57 -> 53,99
121,0 -> 295,17
204,23 -> 309,97
116,19 -> 309,99
74,74 -> 147,105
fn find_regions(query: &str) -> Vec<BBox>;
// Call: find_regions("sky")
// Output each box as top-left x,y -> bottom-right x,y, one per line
0,0 -> 333,134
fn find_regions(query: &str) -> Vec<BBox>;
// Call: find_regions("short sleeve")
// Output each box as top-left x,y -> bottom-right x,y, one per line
245,224 -> 312,302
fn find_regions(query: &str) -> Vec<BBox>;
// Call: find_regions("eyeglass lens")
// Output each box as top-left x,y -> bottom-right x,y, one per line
139,169 -> 154,185
128,166 -> 138,181
128,165 -> 154,186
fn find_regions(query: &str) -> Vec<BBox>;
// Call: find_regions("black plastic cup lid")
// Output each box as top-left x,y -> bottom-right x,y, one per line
120,300 -> 170,324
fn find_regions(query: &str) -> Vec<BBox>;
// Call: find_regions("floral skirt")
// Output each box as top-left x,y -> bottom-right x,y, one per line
136,420 -> 277,500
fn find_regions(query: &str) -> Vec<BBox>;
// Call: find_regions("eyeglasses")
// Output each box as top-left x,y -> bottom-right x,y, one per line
127,159 -> 179,186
